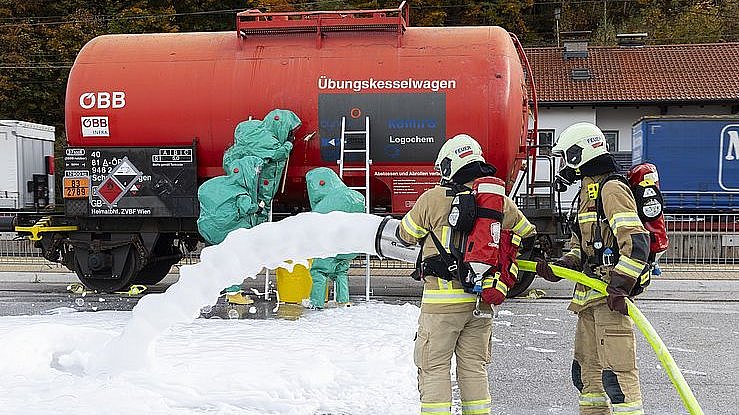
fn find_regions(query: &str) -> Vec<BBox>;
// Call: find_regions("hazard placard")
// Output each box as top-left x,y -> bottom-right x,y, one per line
63,177 -> 90,199
96,177 -> 125,205
63,147 -> 197,217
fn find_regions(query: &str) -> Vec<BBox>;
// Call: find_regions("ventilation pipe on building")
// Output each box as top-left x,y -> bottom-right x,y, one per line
616,33 -> 648,47
561,31 -> 591,59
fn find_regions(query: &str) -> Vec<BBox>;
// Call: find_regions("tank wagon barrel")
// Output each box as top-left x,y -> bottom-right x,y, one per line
16,2 -> 548,293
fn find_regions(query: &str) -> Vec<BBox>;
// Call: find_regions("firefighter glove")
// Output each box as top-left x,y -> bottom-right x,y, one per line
630,269 -> 652,297
606,271 -> 637,316
538,255 -> 579,283
555,255 -> 580,270
481,274 -> 514,306
481,285 -> 505,306
536,259 -> 562,283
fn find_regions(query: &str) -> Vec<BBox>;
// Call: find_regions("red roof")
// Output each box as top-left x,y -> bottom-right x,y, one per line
525,43 -> 739,104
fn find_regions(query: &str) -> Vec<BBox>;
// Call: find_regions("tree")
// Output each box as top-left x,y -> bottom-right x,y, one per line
558,0 -> 739,45
620,1 -> 729,44
463,0 -> 534,35
2,0 -> 737,130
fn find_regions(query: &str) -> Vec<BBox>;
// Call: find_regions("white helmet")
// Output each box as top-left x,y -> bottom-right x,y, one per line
552,122 -> 609,169
434,134 -> 485,182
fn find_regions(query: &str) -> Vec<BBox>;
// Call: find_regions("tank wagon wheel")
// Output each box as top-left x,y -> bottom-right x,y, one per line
133,238 -> 182,286
507,271 -> 535,298
73,246 -> 139,293
506,234 -> 548,298
133,260 -> 178,286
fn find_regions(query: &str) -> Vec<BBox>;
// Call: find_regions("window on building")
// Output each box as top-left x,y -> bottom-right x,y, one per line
538,129 -> 555,155
603,130 -> 619,152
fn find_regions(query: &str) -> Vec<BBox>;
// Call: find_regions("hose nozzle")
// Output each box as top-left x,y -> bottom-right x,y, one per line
374,217 -> 420,264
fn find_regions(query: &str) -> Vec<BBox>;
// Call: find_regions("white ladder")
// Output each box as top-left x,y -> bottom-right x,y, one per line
338,116 -> 372,301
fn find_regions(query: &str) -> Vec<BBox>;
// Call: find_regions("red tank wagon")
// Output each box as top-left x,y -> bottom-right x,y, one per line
15,3 -> 543,292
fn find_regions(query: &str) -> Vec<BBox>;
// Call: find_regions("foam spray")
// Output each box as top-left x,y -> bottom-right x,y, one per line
87,212 -> 385,374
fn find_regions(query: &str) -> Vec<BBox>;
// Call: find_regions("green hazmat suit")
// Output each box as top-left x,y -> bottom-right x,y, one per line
306,167 -> 366,308
223,109 -> 301,223
197,156 -> 264,245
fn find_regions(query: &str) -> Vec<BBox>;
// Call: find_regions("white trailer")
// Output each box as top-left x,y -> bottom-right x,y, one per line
0,120 -> 55,210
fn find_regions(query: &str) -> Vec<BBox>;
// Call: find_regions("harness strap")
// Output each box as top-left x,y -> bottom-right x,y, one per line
427,230 -> 458,276
476,207 -> 503,221
593,174 -> 629,265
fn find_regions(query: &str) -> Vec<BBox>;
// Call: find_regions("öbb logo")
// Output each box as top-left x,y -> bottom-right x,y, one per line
81,116 -> 110,137
79,92 -> 126,109
82,117 -> 107,128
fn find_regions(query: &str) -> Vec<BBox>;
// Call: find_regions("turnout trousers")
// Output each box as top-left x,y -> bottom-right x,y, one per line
573,302 -> 644,415
414,311 -> 493,415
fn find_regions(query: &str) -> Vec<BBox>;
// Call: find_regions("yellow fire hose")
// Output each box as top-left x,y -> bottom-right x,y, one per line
518,260 -> 705,415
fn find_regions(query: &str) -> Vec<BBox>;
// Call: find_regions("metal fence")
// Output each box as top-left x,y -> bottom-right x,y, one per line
1,214 -> 738,275
660,213 -> 739,273
0,234 -> 66,270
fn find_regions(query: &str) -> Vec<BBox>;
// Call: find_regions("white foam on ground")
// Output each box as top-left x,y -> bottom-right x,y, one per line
667,346 -> 696,353
530,329 -> 558,335
81,212 -> 383,374
524,346 -> 557,353
0,304 -> 420,414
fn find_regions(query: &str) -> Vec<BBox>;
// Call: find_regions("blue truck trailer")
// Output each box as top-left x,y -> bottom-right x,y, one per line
632,116 -> 739,211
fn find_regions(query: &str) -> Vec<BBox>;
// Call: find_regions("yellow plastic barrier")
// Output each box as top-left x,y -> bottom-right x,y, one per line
518,260 -> 705,415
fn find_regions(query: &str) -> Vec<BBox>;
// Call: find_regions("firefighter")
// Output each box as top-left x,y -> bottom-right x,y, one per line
537,122 -> 649,415
397,134 -> 536,415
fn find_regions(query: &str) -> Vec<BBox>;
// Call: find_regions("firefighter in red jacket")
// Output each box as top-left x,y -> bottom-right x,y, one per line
538,122 -> 650,415
398,134 -> 536,415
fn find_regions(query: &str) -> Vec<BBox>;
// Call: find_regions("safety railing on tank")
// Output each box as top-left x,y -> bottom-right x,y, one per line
236,1 -> 409,47
509,32 -> 539,195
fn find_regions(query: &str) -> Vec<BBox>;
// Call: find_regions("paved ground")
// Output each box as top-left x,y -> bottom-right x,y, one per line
0,272 -> 736,414
488,300 -> 738,415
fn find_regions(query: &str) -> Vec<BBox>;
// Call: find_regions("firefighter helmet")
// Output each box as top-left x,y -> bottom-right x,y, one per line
434,134 -> 485,182
553,122 -> 609,169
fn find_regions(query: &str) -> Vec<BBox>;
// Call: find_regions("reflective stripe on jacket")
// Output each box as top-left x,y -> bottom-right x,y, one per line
567,174 -> 650,312
398,184 -> 536,313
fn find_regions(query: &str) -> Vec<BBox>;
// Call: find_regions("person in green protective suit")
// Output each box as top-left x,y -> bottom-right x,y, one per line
223,109 -> 302,224
305,167 -> 366,308
197,156 -> 264,245
197,109 -> 301,304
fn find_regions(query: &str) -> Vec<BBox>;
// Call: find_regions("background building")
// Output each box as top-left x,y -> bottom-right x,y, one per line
521,38 -> 739,206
